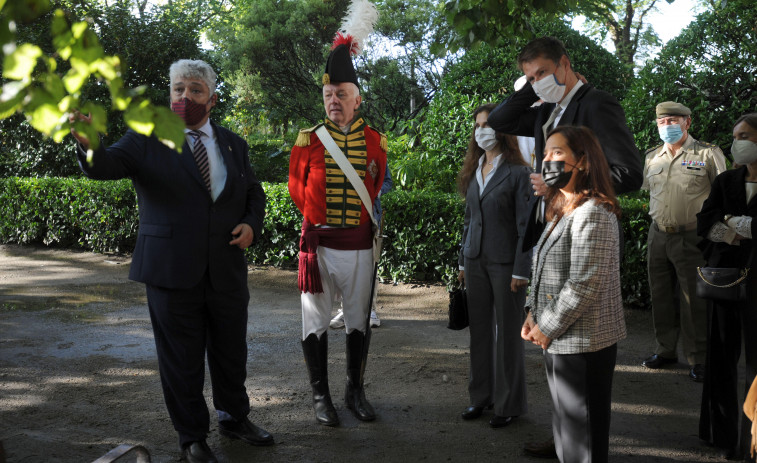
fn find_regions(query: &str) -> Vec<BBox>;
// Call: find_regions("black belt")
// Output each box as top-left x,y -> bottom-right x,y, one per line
653,222 -> 697,234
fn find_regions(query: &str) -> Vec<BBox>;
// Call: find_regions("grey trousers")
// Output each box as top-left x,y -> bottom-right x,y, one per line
464,257 -> 528,417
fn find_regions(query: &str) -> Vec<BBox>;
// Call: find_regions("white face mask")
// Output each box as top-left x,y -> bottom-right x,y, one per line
732,139 -> 757,165
475,127 -> 498,151
531,72 -> 566,104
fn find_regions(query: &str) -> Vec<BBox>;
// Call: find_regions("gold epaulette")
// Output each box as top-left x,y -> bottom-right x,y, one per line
645,144 -> 663,155
379,132 -> 387,152
295,124 -> 322,147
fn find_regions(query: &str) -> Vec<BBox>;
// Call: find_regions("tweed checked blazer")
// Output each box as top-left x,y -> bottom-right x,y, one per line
526,200 -> 626,354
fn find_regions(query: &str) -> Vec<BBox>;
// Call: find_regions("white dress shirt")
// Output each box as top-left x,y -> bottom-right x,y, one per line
551,80 -> 584,129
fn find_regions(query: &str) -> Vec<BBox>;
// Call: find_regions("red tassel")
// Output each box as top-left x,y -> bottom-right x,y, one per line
298,251 -> 323,294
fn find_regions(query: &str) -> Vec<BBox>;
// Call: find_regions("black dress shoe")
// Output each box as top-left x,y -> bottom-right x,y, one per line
218,417 -> 275,446
182,440 -> 218,463
689,364 -> 705,382
489,415 -> 514,428
642,354 -> 677,369
524,438 -> 558,459
461,406 -> 483,420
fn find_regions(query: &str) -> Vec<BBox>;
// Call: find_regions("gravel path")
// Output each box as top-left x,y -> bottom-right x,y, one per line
0,244 -> 732,462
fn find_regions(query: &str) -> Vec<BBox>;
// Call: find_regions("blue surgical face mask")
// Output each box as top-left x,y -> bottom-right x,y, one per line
658,124 -> 684,144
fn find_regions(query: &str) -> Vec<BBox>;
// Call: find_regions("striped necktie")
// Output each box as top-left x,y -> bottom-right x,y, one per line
188,130 -> 211,192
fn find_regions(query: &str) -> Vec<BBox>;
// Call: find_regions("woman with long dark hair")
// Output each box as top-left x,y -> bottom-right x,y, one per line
457,103 -> 533,427
521,125 -> 626,462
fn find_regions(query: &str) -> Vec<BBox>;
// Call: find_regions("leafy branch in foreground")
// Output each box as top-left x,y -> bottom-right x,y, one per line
1,0 -> 185,153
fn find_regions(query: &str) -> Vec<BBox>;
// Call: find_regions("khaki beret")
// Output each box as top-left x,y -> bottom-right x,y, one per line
656,101 -> 691,117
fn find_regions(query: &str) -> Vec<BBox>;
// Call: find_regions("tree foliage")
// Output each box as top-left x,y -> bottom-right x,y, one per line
207,0 -> 345,132
0,0 -> 187,171
441,0 -> 675,69
208,0 -> 451,134
0,0 -> 220,177
570,0 -> 674,68
393,18 -> 631,193
358,0 -> 452,133
439,0 -> 584,52
623,0 -> 757,154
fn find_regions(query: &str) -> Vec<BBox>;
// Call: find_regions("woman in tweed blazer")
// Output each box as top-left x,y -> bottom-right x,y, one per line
521,126 -> 626,463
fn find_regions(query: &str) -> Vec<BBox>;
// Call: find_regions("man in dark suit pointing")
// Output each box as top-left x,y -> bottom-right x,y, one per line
71,59 -> 272,463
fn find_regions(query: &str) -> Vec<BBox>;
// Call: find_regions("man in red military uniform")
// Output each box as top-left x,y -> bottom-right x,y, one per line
288,24 -> 386,427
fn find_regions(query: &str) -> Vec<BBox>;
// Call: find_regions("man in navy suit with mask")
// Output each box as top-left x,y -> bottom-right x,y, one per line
71,59 -> 272,463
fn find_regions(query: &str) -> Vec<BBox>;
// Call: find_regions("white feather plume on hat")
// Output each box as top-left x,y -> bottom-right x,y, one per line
334,0 -> 379,55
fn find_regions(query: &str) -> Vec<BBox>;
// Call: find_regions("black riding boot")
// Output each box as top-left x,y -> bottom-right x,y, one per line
345,329 -> 376,421
301,332 -> 339,426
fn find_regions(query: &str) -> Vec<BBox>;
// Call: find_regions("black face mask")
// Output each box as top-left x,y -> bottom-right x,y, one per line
542,160 -> 580,189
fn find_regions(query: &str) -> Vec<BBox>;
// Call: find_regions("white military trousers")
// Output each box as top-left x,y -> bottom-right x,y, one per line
301,246 -> 373,340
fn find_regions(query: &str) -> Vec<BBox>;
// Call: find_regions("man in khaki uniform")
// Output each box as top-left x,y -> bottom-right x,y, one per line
641,101 -> 726,382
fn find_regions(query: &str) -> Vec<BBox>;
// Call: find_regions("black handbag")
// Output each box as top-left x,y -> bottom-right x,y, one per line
447,287 -> 469,330
696,267 -> 750,302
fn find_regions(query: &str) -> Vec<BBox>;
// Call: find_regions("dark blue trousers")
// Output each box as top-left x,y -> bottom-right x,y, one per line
146,272 -> 250,446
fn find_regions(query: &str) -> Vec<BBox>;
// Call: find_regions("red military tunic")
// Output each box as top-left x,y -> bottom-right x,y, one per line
289,117 -> 386,227
288,117 -> 387,293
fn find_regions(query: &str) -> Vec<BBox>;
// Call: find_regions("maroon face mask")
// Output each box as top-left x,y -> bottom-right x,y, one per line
171,97 -> 209,126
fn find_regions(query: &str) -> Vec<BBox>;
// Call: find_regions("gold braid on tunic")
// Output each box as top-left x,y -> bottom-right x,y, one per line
323,118 -> 369,227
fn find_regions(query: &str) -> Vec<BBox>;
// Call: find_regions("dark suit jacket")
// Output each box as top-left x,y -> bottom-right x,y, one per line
488,84 -> 643,195
458,162 -> 533,278
77,122 -> 266,292
697,166 -> 757,268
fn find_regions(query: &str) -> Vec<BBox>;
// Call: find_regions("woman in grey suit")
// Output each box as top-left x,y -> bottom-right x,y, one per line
521,126 -> 626,463
457,103 -> 533,428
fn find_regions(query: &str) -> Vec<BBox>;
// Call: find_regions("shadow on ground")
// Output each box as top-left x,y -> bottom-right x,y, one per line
0,244 -> 731,462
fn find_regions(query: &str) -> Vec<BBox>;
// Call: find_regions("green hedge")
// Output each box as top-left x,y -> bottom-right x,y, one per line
618,191 -> 651,309
0,177 -> 652,308
0,177 -> 139,252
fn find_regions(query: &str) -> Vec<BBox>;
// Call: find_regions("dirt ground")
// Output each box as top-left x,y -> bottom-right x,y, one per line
0,243 -> 741,462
